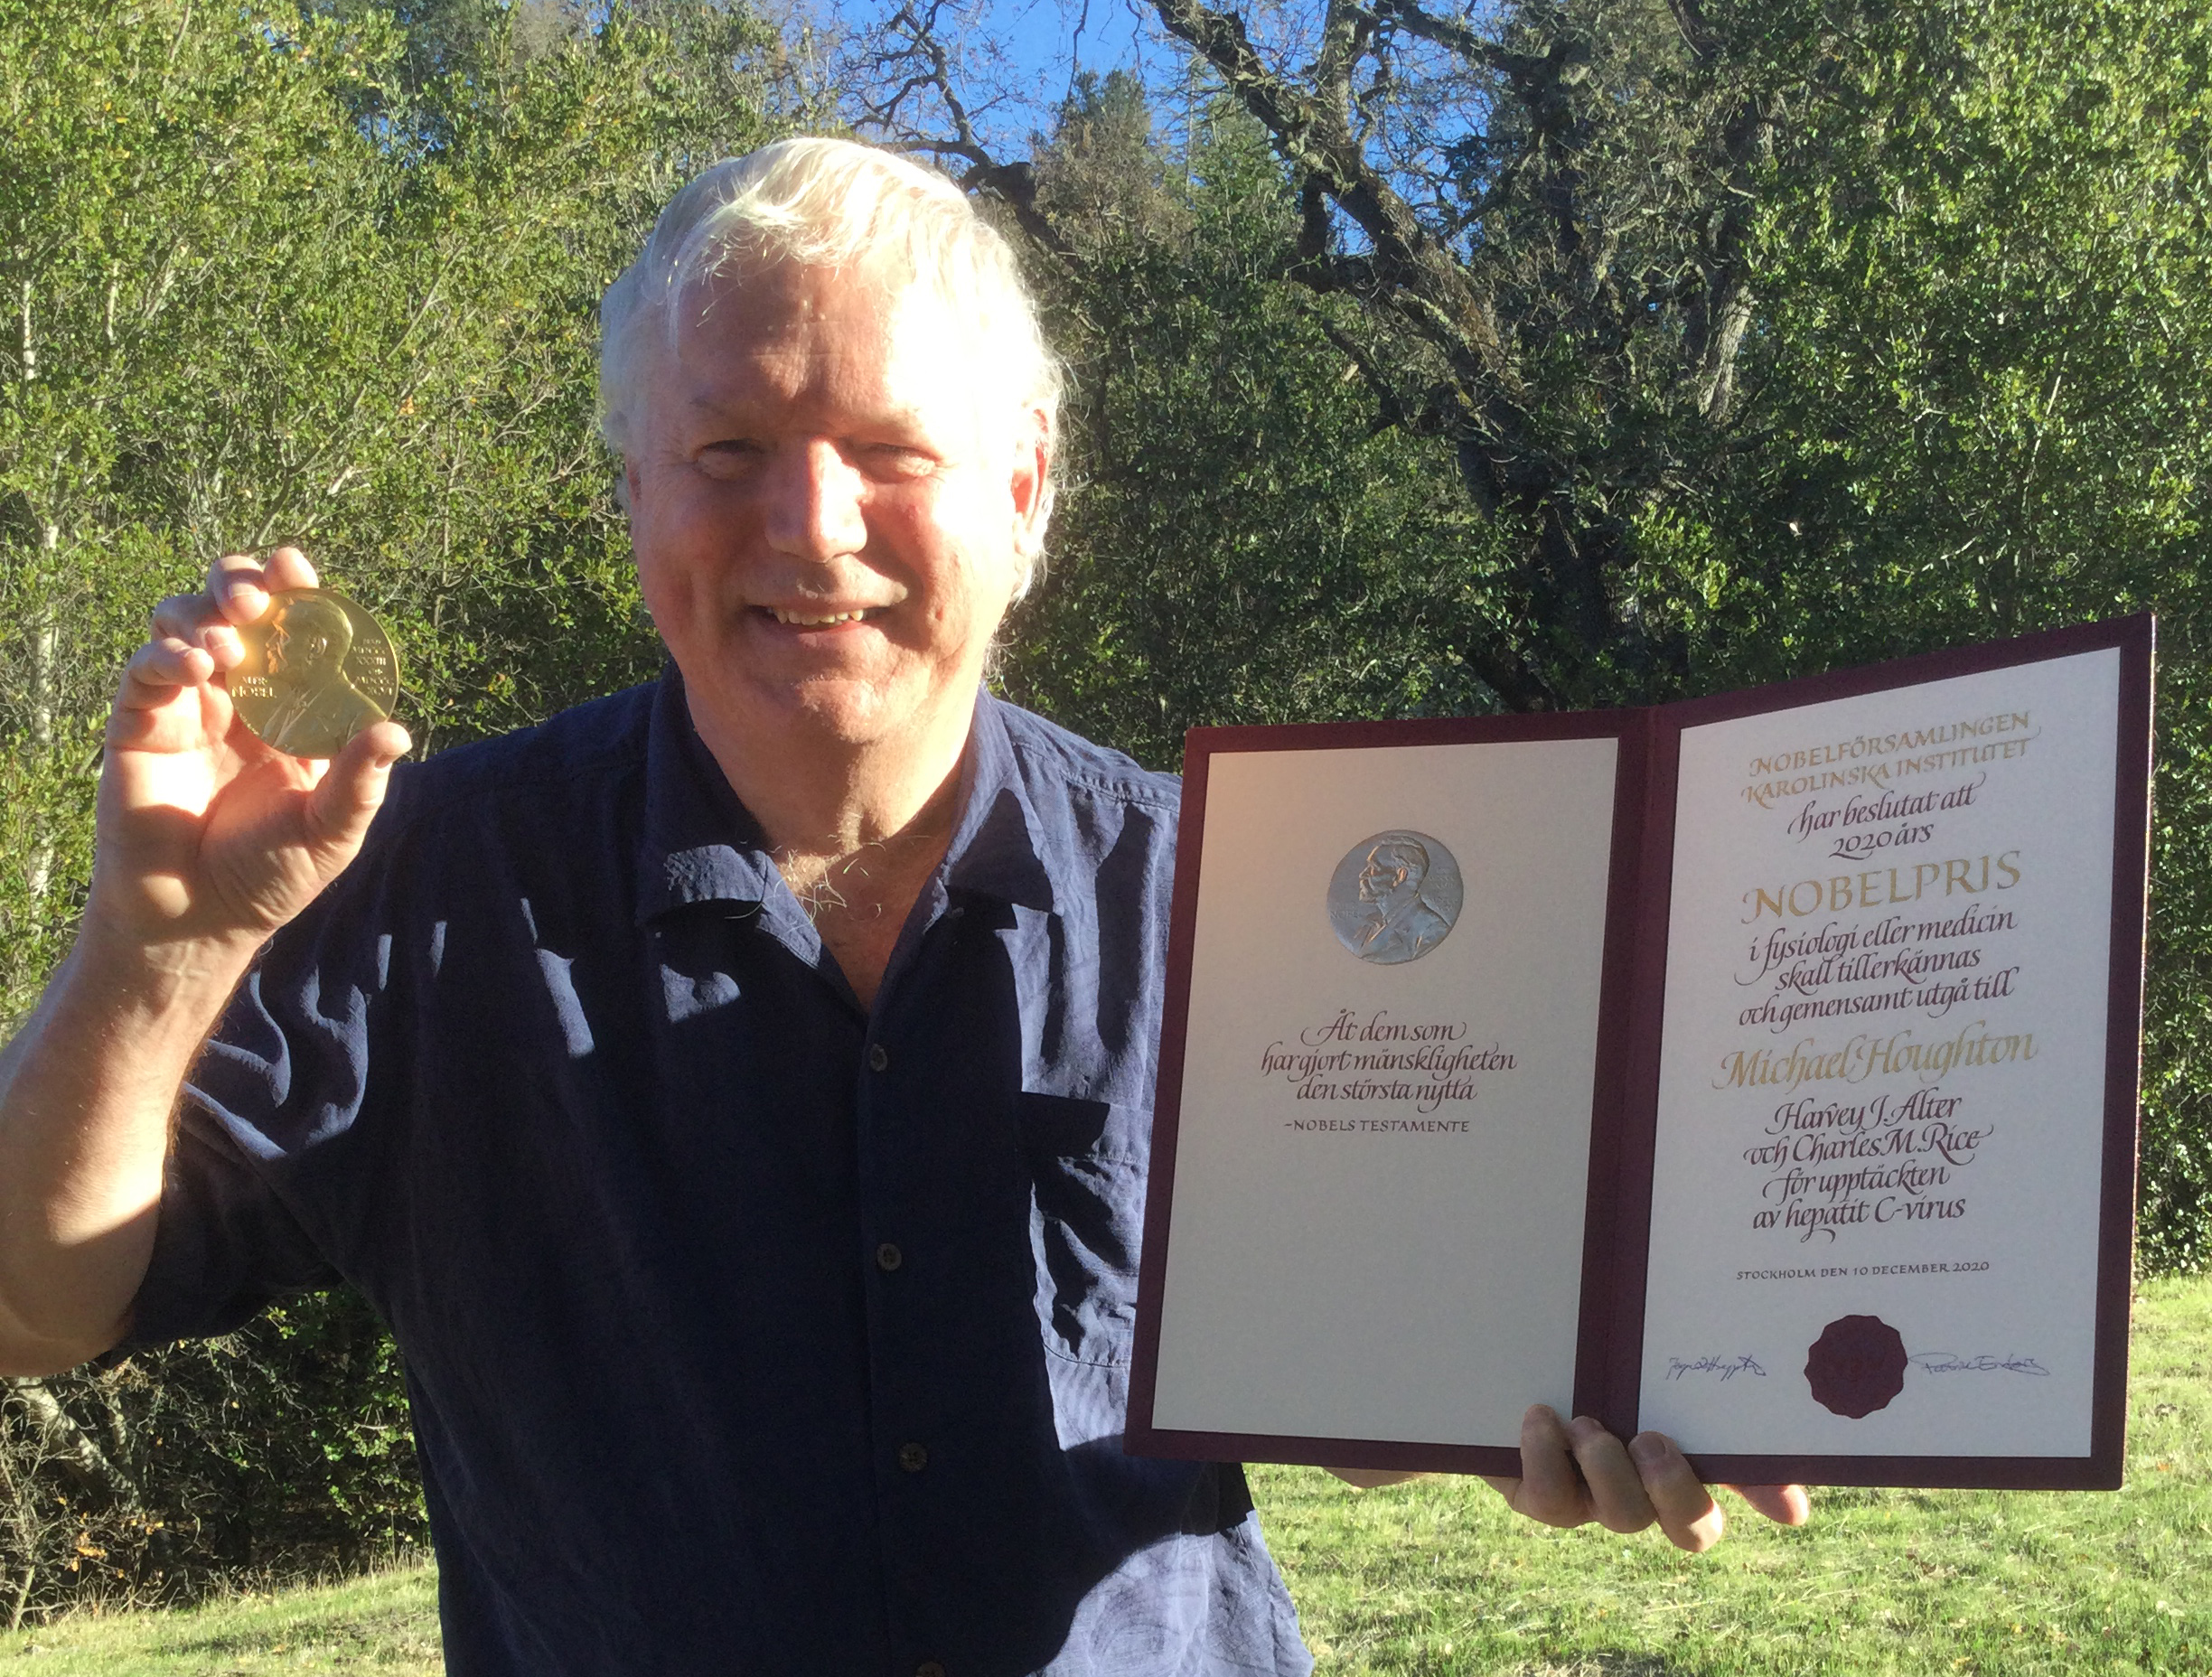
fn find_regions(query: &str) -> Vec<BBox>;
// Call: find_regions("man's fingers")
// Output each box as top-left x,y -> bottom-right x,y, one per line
1566,1416 -> 1663,1535
1725,1483 -> 1812,1526
207,552 -> 270,625
303,720 -> 411,855
151,593 -> 244,667
117,637 -> 215,711
206,546 -> 317,627
1626,1431 -> 1725,1553
1507,1404 -> 1595,1527
1494,1414 -> 1800,1554
263,545 -> 318,593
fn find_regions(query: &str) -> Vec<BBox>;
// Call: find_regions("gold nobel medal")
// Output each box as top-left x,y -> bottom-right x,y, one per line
228,588 -> 400,759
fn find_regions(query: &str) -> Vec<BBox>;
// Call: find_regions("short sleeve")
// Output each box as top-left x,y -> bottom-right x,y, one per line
117,1097 -> 342,1349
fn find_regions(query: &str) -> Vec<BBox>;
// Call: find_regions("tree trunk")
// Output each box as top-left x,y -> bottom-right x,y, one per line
5,1381 -> 139,1513
24,523 -> 60,916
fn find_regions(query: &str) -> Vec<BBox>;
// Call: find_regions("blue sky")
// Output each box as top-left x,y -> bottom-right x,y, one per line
803,0 -> 1188,154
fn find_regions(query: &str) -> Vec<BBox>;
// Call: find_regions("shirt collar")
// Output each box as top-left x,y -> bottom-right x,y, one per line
938,689 -> 1057,915
634,669 -> 1058,929
634,665 -> 788,929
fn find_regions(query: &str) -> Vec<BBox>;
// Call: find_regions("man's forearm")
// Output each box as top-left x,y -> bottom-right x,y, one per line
0,923 -> 253,1373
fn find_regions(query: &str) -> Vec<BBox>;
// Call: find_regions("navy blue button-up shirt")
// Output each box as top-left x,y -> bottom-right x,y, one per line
127,671 -> 1312,1677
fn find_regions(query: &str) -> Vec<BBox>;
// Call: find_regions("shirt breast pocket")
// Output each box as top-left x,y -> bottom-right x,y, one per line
1018,1091 -> 1148,1367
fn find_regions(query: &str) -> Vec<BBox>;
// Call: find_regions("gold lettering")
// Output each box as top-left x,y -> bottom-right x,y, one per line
1747,885 -> 1786,923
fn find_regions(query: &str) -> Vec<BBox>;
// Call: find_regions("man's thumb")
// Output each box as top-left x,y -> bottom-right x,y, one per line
305,721 -> 412,857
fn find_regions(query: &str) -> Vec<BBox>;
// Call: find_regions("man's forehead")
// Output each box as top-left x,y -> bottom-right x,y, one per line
661,269 -> 1014,442
680,257 -> 944,349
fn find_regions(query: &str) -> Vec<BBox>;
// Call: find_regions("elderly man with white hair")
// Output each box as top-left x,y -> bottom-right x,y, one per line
0,139 -> 1804,1675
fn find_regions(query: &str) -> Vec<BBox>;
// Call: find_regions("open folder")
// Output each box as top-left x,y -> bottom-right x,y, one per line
1129,617 -> 2151,1489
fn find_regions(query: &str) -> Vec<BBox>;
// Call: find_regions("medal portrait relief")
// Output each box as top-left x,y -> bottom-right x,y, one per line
1326,829 -> 1465,965
239,593 -> 392,758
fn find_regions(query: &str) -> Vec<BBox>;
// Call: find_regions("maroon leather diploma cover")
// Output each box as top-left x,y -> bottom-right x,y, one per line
1129,618 -> 2152,1489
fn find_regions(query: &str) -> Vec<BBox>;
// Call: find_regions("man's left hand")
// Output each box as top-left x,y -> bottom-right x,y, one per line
1483,1403 -> 1810,1553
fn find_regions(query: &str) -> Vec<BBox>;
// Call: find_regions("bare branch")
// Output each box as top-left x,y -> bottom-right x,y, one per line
1147,0 -> 1512,388
856,4 -> 1073,261
1367,0 -> 1510,71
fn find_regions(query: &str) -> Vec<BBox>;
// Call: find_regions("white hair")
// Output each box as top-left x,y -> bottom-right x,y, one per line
598,137 -> 1062,595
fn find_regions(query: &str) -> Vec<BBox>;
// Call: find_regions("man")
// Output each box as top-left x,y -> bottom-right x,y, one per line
0,139 -> 1804,1674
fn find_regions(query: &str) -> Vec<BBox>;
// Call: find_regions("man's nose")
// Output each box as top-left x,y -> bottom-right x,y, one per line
762,438 -> 867,559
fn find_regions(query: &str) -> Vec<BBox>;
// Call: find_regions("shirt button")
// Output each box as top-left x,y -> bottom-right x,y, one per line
917,1663 -> 947,1677
876,1241 -> 904,1272
867,1043 -> 889,1073
898,1441 -> 928,1473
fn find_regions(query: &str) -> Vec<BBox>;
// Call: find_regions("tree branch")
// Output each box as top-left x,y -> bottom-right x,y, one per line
858,4 -> 1074,260
1148,0 -> 1513,389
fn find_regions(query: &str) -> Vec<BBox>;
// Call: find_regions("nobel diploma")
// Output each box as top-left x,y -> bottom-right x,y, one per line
1131,619 -> 2150,1491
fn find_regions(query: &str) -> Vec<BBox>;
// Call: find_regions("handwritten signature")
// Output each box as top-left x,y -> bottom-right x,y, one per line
1908,1352 -> 2049,1376
1665,1354 -> 1768,1382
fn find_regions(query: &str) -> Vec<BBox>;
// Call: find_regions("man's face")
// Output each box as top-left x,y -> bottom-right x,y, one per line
1358,852 -> 1411,909
1359,845 -> 1429,914
623,257 -> 1048,766
265,613 -> 332,679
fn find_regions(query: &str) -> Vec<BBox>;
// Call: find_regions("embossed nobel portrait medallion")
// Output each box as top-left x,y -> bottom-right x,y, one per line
1326,829 -> 1464,965
228,587 -> 399,760
1804,1314 -> 1909,1419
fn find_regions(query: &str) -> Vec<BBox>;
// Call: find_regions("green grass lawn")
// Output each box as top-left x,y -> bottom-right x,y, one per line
0,1567 -> 440,1675
7,1279 -> 2207,1674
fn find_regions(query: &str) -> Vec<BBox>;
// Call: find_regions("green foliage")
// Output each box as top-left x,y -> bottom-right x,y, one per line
0,0 -> 781,1611
4,1295 -> 420,1603
1004,91 -> 1514,765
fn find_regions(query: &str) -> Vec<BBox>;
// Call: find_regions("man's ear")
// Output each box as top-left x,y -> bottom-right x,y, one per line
1008,406 -> 1054,560
618,459 -> 640,516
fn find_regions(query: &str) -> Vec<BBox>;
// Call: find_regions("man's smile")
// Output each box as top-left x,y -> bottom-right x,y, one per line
762,605 -> 888,627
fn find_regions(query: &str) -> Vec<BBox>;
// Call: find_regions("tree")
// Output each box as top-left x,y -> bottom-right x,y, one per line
1003,79 -> 1510,763
871,0 -> 1856,710
1688,0 -> 2212,1269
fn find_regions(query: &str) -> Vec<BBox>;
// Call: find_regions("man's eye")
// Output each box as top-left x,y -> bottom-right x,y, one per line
696,441 -> 764,476
858,444 -> 934,480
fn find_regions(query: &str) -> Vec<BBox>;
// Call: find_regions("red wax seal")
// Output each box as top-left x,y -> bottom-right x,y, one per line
1804,1315 -> 1908,1418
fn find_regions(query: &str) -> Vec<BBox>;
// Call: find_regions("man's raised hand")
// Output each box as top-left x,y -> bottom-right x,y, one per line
93,547 -> 410,961
0,547 -> 408,1373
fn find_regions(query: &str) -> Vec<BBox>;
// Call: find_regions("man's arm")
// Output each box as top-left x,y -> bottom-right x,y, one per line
0,548 -> 408,1376
1327,1404 -> 1811,1553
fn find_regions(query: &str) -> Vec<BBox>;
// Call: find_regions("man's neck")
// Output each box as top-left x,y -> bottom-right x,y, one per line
686,693 -> 974,1010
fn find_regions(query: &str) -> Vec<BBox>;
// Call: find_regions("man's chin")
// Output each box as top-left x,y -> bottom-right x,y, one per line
703,672 -> 937,753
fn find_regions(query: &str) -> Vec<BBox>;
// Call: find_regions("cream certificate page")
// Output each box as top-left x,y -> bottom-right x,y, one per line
1638,650 -> 2121,1456
1148,735 -> 1619,1447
